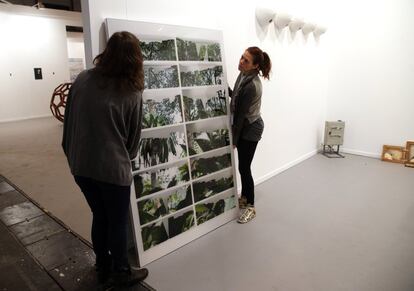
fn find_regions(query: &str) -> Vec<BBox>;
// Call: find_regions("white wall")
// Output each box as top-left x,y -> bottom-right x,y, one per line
0,4 -> 82,122
81,0 -> 329,186
326,0 -> 414,157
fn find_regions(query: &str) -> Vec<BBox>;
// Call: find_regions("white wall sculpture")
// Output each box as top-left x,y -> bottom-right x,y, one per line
288,18 -> 305,33
255,6 -> 326,41
273,13 -> 292,30
302,22 -> 316,36
313,25 -> 327,38
255,6 -> 275,28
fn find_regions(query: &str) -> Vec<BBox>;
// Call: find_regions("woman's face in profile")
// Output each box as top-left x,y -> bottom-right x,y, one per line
238,50 -> 258,73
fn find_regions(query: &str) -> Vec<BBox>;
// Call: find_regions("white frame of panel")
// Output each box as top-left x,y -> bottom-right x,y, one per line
106,18 -> 238,266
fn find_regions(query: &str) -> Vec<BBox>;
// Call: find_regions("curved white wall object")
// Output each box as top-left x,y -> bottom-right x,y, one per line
255,7 -> 275,28
273,13 -> 292,30
313,26 -> 327,38
302,23 -> 316,35
288,18 -> 305,33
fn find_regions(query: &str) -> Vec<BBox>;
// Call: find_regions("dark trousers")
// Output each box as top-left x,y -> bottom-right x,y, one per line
237,138 -> 258,205
74,176 -> 131,270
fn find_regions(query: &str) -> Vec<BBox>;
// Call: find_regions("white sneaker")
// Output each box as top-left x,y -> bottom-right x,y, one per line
237,206 -> 256,224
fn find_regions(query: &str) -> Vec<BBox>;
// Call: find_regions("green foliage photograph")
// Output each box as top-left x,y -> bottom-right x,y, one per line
137,186 -> 192,225
141,209 -> 195,251
187,128 -> 229,155
168,210 -> 195,238
180,65 -> 223,87
138,197 -> 167,225
143,95 -> 182,129
133,163 -> 190,199
191,153 -> 232,178
195,195 -> 236,225
193,176 -> 234,202
144,65 -> 179,89
138,131 -> 187,169
183,89 -> 226,121
141,221 -> 168,251
177,38 -> 221,62
140,39 -> 176,61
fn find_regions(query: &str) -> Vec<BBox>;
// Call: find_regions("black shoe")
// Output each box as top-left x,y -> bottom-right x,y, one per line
110,267 -> 149,288
96,267 -> 111,284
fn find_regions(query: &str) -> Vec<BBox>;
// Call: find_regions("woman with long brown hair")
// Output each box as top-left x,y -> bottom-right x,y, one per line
230,46 -> 271,224
62,31 -> 148,288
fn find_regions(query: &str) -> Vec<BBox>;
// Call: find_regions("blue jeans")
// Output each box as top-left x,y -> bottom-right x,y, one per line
74,176 -> 131,270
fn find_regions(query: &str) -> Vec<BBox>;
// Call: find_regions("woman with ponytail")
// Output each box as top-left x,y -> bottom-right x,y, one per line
229,46 -> 271,224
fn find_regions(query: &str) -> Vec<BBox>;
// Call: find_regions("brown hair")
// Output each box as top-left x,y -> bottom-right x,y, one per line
93,31 -> 144,92
246,46 -> 272,80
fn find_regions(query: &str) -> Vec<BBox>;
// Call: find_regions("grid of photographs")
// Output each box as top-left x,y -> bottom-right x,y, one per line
132,35 -> 235,253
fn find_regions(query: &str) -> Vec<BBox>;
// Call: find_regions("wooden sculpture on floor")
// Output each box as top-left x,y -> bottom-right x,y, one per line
50,82 -> 72,122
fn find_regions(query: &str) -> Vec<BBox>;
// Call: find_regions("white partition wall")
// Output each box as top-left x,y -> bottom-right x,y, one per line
0,4 -> 81,122
106,18 -> 238,265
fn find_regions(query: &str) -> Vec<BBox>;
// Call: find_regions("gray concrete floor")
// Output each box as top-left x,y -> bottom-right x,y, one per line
0,117 -> 91,241
144,154 -> 414,291
1,117 -> 414,290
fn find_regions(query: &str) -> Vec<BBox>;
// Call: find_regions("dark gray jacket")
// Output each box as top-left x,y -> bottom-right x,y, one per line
62,69 -> 143,186
230,71 -> 264,146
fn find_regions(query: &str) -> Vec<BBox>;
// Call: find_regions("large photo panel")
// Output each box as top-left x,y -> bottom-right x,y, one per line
106,18 -> 237,266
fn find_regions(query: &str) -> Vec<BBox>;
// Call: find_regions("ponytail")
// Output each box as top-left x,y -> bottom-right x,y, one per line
247,46 -> 272,80
260,52 -> 271,80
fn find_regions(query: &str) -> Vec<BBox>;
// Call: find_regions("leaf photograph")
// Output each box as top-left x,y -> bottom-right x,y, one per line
206,42 -> 221,62
176,38 -> 221,62
166,186 -> 193,213
180,65 -> 223,87
193,175 -> 234,202
137,131 -> 187,169
138,197 -> 167,225
137,185 -> 192,225
144,65 -> 179,89
142,92 -> 182,129
195,195 -> 236,225
141,209 -> 195,251
133,162 -> 190,199
191,152 -> 232,179
141,220 -> 169,251
183,88 -> 227,121
140,38 -> 176,61
168,210 -> 195,238
187,128 -> 230,155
